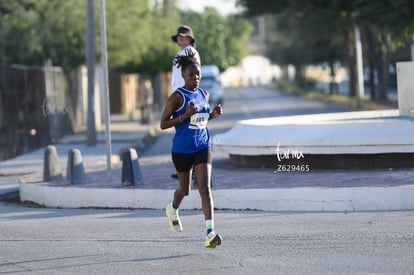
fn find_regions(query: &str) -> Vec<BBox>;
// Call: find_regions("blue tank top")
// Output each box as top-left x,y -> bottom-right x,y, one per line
172,87 -> 211,153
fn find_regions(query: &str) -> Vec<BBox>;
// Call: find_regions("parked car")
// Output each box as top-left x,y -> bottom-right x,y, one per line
200,65 -> 223,105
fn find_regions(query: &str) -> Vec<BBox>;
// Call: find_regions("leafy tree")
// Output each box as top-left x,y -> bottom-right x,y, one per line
180,7 -> 252,71
223,14 -> 253,69
0,0 -> 85,70
238,0 -> 358,95
238,0 -> 414,100
105,2 -> 252,76
104,2 -> 252,75
354,0 -> 414,101
116,0 -> 182,76
264,12 -> 346,90
104,0 -> 177,75
0,0 -> 252,78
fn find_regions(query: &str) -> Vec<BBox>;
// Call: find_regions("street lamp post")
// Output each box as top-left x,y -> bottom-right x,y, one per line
100,0 -> 113,176
86,0 -> 97,146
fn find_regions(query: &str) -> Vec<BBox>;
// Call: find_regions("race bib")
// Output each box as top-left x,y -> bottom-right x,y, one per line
189,113 -> 209,129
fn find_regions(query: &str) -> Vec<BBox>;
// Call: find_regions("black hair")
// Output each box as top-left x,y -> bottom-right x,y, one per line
173,50 -> 200,72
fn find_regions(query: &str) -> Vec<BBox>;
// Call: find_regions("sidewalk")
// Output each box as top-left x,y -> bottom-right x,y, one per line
1,113 -> 414,212
0,113 -> 157,192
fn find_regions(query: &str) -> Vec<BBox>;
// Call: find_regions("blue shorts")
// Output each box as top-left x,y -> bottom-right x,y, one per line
172,148 -> 211,172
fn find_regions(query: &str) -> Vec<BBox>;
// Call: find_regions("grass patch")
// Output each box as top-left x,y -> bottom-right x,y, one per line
21,200 -> 45,208
0,191 -> 45,208
276,80 -> 397,111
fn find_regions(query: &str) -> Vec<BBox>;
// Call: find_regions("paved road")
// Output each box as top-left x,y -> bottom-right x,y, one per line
1,202 -> 413,274
1,86 -> 414,274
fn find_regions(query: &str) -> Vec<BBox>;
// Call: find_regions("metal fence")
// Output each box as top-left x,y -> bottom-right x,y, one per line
0,63 -> 171,162
0,64 -> 67,161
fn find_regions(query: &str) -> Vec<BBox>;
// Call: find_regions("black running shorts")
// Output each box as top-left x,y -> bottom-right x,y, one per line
172,147 -> 212,172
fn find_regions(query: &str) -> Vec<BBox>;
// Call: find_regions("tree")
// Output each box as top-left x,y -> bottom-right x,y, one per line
0,0 -> 85,70
180,7 -> 252,71
264,12 -> 346,90
238,0 -> 358,95
238,0 -> 414,100
118,0 -> 181,76
354,0 -> 414,101
0,0 -> 252,78
103,0 -> 177,74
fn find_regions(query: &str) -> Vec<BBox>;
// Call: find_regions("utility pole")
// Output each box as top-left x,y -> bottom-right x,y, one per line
86,0 -> 97,146
100,0 -> 112,175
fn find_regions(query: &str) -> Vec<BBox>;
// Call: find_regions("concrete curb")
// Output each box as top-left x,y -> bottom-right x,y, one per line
19,182 -> 414,212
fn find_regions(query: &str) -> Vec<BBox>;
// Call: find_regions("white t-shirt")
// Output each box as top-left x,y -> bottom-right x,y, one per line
171,45 -> 201,93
